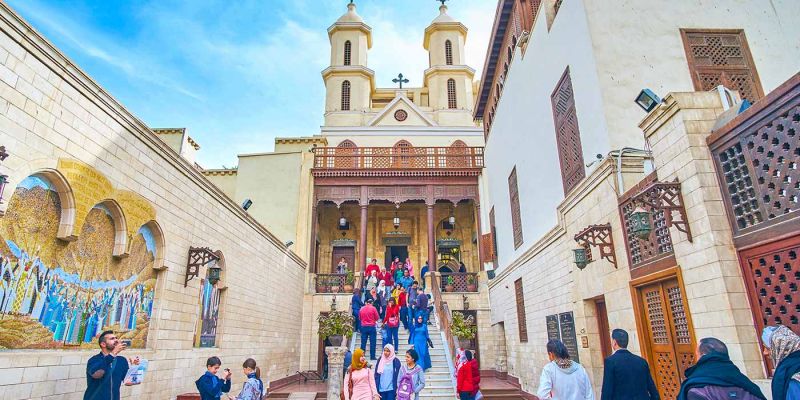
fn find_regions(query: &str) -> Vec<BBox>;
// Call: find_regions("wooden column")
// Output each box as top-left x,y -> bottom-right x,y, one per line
475,200 -> 485,271
309,203 -> 318,273
427,203 -> 436,272
359,203 -> 368,272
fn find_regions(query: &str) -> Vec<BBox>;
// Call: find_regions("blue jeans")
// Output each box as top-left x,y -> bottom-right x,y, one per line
380,391 -> 397,400
360,326 -> 377,360
399,307 -> 408,330
386,326 -> 399,351
353,311 -> 361,332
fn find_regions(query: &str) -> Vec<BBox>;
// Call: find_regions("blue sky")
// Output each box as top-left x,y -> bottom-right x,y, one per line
7,0 -> 495,168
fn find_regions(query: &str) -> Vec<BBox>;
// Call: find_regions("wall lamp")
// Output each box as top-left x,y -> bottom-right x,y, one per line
635,89 -> 661,112
242,198 -> 253,211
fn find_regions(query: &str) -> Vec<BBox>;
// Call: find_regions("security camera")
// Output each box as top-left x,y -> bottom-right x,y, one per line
242,199 -> 253,211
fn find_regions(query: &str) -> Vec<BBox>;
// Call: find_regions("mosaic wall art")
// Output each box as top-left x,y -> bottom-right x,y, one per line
0,175 -> 158,349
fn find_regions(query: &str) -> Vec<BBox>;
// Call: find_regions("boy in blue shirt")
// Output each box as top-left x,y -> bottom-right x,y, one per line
196,356 -> 232,400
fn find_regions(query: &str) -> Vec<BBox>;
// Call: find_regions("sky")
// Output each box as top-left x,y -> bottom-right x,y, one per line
7,0 -> 496,168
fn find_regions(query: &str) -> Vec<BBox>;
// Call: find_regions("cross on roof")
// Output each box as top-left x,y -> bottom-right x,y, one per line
437,0 -> 449,5
392,73 -> 409,89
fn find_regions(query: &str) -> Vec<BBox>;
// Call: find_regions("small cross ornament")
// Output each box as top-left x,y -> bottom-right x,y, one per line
392,73 -> 409,89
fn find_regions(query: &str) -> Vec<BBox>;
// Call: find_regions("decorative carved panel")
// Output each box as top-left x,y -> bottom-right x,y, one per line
315,185 -> 478,206
551,68 -> 586,195
709,77 -> 800,246
573,223 -> 617,268
515,278 -> 528,342
509,167 -> 523,249
681,29 -> 763,102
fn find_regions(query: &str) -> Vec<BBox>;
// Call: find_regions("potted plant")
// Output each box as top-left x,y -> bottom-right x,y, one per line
444,275 -> 455,292
466,274 -> 477,292
317,275 -> 329,293
317,310 -> 354,347
343,269 -> 354,292
451,311 -> 477,350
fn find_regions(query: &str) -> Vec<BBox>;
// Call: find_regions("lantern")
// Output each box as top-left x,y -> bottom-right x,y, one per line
207,258 -> 222,284
573,247 -> 590,270
339,214 -> 348,227
393,213 -> 400,229
630,206 -> 653,239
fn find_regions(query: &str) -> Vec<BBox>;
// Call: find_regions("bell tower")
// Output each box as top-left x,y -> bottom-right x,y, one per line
423,2 -> 475,125
322,2 -> 375,126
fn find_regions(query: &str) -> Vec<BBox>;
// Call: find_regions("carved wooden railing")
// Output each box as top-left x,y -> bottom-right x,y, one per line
439,272 -> 479,292
429,272 -> 458,370
312,146 -> 485,171
315,273 -> 347,293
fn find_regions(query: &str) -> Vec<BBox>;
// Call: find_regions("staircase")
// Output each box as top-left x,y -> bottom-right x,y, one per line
352,317 -> 456,400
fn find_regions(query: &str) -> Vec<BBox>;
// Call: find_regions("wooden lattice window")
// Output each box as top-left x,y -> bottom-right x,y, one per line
335,140 -> 357,169
515,278 -> 528,342
490,207 -> 498,264
680,29 -> 763,102
446,140 -> 468,168
551,67 -> 586,195
392,140 -> 413,168
447,79 -> 457,109
344,40 -> 352,66
341,80 -> 351,111
445,40 -> 453,65
509,167 -> 523,249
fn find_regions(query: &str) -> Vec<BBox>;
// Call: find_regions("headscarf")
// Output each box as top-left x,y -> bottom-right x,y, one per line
350,348 -> 366,371
768,325 -> 800,382
377,280 -> 386,294
377,344 -> 396,374
404,258 -> 414,275
454,347 -> 467,377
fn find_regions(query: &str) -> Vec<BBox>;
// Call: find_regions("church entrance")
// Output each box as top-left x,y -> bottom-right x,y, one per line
385,246 -> 408,269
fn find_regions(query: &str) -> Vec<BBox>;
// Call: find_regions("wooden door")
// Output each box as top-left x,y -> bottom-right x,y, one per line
637,278 -> 696,400
332,246 -> 355,273
595,298 -> 612,360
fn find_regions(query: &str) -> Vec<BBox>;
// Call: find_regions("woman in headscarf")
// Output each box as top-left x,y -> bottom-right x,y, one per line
404,258 -> 414,278
376,281 -> 387,318
375,344 -> 401,400
410,314 -> 432,371
343,348 -> 379,400
763,325 -> 800,400
453,347 -> 467,379
536,339 -> 594,400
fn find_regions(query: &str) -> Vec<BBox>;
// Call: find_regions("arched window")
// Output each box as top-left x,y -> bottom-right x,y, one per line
344,40 -> 352,66
447,140 -> 468,168
445,40 -> 453,65
341,80 -> 351,111
335,140 -> 357,169
447,79 -> 457,109
393,140 -> 413,168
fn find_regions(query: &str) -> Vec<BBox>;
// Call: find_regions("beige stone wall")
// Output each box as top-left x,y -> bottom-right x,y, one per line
0,5 -> 306,399
640,92 -> 764,377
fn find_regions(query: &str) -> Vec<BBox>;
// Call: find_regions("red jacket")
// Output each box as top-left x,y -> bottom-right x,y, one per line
383,304 -> 400,327
398,292 -> 407,307
469,359 -> 480,394
365,264 -> 380,278
456,361 -> 475,393
378,271 -> 393,286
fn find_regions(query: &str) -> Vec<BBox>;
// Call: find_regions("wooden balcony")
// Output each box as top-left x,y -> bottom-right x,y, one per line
311,146 -> 484,178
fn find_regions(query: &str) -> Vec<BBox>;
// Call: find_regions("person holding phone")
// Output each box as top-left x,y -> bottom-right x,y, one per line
84,330 -> 140,400
196,356 -> 232,400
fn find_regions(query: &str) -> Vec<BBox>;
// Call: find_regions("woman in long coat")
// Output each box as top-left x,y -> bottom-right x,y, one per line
410,314 -> 432,371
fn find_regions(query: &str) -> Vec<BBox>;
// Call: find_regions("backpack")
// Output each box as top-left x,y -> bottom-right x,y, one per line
397,368 -> 417,400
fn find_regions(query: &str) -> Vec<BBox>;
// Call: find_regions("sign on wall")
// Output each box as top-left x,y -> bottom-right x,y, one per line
545,311 -> 580,363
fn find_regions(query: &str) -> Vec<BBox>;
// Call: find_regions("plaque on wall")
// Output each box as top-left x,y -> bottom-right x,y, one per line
559,312 -> 580,363
546,315 -> 560,341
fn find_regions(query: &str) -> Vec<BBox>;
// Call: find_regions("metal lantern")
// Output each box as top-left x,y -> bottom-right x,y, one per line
339,214 -> 348,227
573,247 -> 590,270
630,206 -> 653,239
207,259 -> 222,284
393,214 -> 400,229
448,213 -> 456,225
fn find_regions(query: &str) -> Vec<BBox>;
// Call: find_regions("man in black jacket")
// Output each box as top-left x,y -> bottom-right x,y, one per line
601,329 -> 660,400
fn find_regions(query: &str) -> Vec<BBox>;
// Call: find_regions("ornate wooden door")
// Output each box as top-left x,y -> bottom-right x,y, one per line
331,246 -> 354,273
638,278 -> 696,399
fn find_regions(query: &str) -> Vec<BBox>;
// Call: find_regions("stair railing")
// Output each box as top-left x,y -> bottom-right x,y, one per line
429,271 -> 458,389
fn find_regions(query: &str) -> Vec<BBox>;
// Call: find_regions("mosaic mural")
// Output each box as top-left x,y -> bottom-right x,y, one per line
0,175 -> 157,349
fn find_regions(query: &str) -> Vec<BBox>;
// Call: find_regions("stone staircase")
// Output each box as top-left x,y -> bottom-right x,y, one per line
353,318 -> 455,400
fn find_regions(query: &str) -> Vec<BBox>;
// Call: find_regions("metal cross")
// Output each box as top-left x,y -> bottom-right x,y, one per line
392,73 -> 409,89
437,0 -> 449,5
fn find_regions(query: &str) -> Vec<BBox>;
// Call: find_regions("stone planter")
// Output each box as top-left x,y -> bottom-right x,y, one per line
466,284 -> 477,292
329,335 -> 344,347
445,285 -> 455,292
344,284 -> 353,292
331,286 -> 340,293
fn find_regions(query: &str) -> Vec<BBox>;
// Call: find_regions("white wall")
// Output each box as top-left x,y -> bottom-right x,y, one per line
484,0 -> 608,271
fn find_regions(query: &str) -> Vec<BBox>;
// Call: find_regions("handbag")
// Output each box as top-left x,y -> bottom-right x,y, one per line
340,369 -> 354,400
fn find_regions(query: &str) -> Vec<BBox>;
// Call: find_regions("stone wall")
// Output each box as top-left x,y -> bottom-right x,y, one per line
0,4 -> 306,399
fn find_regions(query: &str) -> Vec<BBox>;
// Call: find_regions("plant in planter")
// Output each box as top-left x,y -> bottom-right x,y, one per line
343,269 -> 354,292
466,274 -> 478,292
444,275 -> 455,292
317,275 -> 329,293
451,311 -> 477,350
330,275 -> 341,293
317,310 -> 354,347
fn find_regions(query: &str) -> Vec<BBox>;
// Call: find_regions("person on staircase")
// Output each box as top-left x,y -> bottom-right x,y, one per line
762,325 -> 800,400
456,350 -> 476,400
466,350 -> 481,399
396,349 -> 425,400
376,344 -> 401,400
383,298 -> 400,351
410,315 -> 432,371
351,288 -> 363,333
378,268 -> 393,297
413,288 -> 428,323
420,261 -> 429,291
359,299 -> 380,361
536,339 -> 594,400
397,286 -> 409,331
343,349 -> 379,400
407,282 -> 418,328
